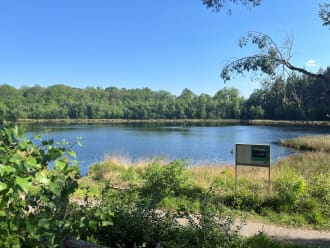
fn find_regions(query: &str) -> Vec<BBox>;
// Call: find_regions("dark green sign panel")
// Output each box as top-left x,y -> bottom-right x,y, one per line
251,145 -> 270,164
236,144 -> 270,167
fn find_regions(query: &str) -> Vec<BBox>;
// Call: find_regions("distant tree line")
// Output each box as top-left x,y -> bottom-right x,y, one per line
0,68 -> 329,122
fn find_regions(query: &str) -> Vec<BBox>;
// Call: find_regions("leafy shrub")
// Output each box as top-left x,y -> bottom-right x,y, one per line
175,191 -> 243,248
211,170 -> 235,193
309,173 -> 330,212
223,190 -> 264,213
91,187 -> 243,248
161,195 -> 201,212
273,172 -> 306,212
71,183 -> 114,243
221,178 -> 266,213
0,126 -> 80,247
142,160 -> 191,200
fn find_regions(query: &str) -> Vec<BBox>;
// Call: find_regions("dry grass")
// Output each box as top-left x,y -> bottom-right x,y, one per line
280,135 -> 330,152
102,153 -> 170,168
86,155 -> 278,190
189,165 -> 273,188
82,133 -> 330,196
276,152 -> 330,179
86,154 -> 171,187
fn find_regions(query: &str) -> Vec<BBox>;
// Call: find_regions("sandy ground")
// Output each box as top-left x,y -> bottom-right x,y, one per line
240,220 -> 330,247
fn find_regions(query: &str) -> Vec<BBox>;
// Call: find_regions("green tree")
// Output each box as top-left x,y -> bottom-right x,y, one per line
177,88 -> 198,118
213,87 -> 242,119
196,94 -> 213,119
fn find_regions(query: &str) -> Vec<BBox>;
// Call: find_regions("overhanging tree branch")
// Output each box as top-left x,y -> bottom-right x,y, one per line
221,31 -> 329,83
202,0 -> 262,12
281,59 -> 328,81
319,3 -> 330,28
202,1 -> 330,30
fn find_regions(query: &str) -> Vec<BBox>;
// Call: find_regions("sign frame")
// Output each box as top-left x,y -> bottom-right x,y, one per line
235,144 -> 271,193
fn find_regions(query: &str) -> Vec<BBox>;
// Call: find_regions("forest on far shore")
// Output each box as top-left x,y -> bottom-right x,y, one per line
1,68 -> 329,122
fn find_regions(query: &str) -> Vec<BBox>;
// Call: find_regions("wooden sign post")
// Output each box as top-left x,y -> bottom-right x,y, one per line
235,144 -> 271,193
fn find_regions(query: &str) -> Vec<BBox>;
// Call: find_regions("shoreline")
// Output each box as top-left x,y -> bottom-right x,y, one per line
16,118 -> 330,126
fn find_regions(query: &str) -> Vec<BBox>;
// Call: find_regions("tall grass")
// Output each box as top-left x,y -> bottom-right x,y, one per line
76,135 -> 330,229
280,134 -> 330,152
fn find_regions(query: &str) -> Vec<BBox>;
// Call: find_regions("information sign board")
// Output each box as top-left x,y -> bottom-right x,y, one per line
235,144 -> 271,193
236,144 -> 270,167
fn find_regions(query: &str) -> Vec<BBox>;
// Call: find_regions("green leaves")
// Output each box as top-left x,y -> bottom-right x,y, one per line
68,149 -> 77,158
0,126 -> 81,246
35,171 -> 50,185
15,176 -> 31,193
55,159 -> 68,171
0,165 -> 16,176
0,181 -> 8,192
26,157 -> 40,169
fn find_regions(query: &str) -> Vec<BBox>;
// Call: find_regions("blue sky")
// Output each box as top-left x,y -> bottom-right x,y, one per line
0,0 -> 329,98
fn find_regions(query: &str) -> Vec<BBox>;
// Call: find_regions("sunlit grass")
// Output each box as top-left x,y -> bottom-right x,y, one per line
190,165 -> 272,187
276,152 -> 330,179
75,135 -> 330,229
280,134 -> 330,152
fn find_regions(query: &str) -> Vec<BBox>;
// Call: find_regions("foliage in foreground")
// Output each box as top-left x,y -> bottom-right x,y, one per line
80,161 -> 302,248
0,126 -> 80,247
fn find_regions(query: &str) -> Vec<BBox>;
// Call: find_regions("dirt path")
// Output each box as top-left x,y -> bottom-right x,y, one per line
240,220 -> 330,247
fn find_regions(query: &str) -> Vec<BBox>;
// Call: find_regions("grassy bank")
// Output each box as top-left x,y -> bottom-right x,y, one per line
69,134 -> 329,247
75,135 -> 330,231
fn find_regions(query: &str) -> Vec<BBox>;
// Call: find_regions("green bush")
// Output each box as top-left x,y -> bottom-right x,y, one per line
142,160 -> 191,198
0,126 -> 80,247
223,191 -> 264,213
91,187 -> 243,248
309,173 -> 330,214
273,172 -> 306,212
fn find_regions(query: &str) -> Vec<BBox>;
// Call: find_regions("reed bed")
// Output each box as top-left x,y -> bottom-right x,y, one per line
280,134 -> 330,152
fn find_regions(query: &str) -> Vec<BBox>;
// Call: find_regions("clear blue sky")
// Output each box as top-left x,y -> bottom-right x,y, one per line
0,0 -> 329,98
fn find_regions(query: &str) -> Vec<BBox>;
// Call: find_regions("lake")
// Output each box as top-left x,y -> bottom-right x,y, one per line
24,123 -> 330,175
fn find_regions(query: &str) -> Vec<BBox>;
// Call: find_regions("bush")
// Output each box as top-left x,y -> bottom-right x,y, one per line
309,173 -> 330,213
273,172 -> 306,212
142,160 -> 191,200
0,126 -> 80,247
91,187 -> 243,248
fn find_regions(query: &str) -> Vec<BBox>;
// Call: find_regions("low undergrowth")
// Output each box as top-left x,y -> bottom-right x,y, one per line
78,135 -> 330,230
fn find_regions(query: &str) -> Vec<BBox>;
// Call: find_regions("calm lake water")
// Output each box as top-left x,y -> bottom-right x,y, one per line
24,123 -> 330,175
